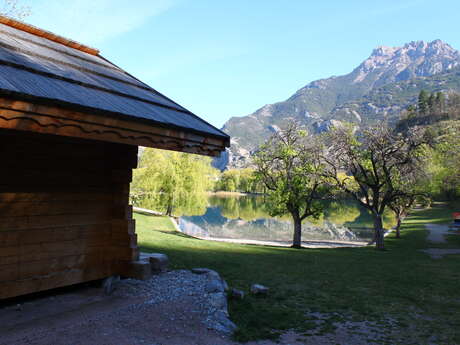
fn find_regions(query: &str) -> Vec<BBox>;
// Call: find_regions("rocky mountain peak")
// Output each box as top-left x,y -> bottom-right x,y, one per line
353,40 -> 460,84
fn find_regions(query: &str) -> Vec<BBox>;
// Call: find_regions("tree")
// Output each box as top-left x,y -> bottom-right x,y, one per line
435,92 -> 445,115
425,121 -> 460,199
0,0 -> 31,19
388,195 -> 416,239
253,121 -> 326,248
418,90 -> 430,115
323,125 -> 427,250
132,148 -> 218,216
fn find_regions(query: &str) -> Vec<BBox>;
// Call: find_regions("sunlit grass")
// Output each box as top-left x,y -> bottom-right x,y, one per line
135,203 -> 460,344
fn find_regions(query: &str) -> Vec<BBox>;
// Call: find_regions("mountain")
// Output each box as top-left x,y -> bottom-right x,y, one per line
217,40 -> 460,169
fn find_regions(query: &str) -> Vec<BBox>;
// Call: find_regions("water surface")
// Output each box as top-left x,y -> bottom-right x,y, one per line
178,195 -> 395,244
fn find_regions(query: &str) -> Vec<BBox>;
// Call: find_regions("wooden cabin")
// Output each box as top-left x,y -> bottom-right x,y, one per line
0,16 -> 229,300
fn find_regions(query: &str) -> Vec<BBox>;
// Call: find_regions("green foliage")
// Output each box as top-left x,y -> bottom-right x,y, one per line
131,148 -> 218,216
253,122 -> 327,247
254,123 -> 326,220
418,89 -> 430,114
425,122 -> 460,199
396,91 -> 460,200
215,168 -> 264,193
209,195 -> 272,221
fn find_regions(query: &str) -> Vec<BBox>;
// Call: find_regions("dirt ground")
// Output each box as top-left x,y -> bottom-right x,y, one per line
0,276 -> 392,345
0,282 -> 233,345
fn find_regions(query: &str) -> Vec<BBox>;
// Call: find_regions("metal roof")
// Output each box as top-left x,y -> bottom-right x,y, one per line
0,18 -> 229,142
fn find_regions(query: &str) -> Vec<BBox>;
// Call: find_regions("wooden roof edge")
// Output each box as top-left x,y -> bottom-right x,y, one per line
0,90 -> 230,146
0,96 -> 230,156
0,15 -> 100,56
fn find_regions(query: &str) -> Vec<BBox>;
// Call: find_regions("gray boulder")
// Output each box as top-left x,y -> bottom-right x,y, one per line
192,267 -> 215,275
102,275 -> 120,295
230,288 -> 245,300
205,279 -> 225,293
139,253 -> 170,273
147,253 -> 169,273
250,284 -> 269,295
208,292 -> 228,310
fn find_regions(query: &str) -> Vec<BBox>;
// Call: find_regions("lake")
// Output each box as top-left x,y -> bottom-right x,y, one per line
177,194 -> 395,245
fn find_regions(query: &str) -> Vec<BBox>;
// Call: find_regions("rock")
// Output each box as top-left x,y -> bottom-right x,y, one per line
205,270 -> 221,281
147,253 -> 169,273
250,284 -> 269,295
208,292 -> 227,310
192,268 -> 222,282
191,267 -> 214,275
212,310 -> 238,334
102,275 -> 120,295
230,288 -> 245,300
205,279 -> 225,293
125,261 -> 152,281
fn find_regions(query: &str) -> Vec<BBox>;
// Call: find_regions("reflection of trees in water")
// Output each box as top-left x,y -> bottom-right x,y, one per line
181,214 -> 364,242
132,191 -> 208,217
208,195 -> 271,221
180,196 -> 396,242
207,196 -> 396,228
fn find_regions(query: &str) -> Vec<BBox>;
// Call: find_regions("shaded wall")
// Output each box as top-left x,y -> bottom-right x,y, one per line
0,130 -> 138,299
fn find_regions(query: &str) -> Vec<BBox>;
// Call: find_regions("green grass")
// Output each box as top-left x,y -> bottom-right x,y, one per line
135,203 -> 460,344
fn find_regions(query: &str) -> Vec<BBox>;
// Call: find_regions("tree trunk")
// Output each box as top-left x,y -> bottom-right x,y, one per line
373,214 -> 385,250
395,217 -> 402,239
166,202 -> 173,217
291,213 -> 302,249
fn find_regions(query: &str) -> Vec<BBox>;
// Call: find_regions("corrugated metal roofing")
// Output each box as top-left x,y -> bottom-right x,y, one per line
0,21 -> 229,141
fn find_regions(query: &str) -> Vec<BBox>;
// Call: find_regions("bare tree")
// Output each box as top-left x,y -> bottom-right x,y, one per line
253,121 -> 326,248
388,195 -> 416,239
0,0 -> 31,19
322,125 -> 427,250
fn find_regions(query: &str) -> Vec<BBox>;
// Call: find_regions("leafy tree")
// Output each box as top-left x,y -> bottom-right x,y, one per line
215,168 -> 264,193
253,121 -> 326,248
425,121 -> 460,199
418,90 -> 430,115
131,148 -> 218,216
435,92 -> 445,115
388,195 -> 416,239
323,125 -> 428,250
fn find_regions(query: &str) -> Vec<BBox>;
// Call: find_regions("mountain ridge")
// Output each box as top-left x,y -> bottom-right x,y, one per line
215,40 -> 460,170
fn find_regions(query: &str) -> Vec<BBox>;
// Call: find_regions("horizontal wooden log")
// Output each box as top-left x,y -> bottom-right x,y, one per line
0,192 -> 112,203
0,200 -> 112,217
111,233 -> 137,247
17,253 -> 108,280
0,223 -> 112,247
0,263 -> 18,281
111,219 -> 136,234
0,264 -> 112,299
0,214 -> 114,231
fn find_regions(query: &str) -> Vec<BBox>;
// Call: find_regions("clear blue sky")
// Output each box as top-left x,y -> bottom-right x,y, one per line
24,0 -> 460,128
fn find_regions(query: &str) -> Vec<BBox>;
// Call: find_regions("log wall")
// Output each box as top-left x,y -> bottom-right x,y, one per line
0,129 -> 139,299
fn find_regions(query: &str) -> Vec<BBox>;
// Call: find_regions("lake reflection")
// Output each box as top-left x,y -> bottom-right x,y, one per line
178,195 -> 395,244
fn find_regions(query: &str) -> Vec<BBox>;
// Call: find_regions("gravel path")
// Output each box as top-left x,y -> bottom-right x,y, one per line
421,224 -> 460,259
425,223 -> 450,243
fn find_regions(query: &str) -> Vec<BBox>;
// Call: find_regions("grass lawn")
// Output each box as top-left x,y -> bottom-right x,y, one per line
135,203 -> 460,344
